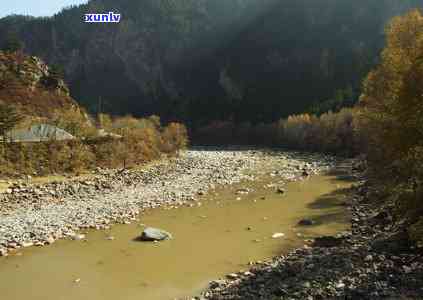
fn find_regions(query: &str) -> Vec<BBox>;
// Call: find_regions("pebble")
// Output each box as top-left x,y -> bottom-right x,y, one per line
71,234 -> 86,241
227,273 -> 238,280
0,248 -> 7,256
21,241 -> 34,248
272,233 -> 285,239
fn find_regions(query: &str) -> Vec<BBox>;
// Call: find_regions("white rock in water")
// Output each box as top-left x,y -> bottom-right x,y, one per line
45,236 -> 55,244
139,227 -> 172,241
0,248 -> 8,256
71,234 -> 86,241
272,233 -> 285,239
21,241 -> 34,248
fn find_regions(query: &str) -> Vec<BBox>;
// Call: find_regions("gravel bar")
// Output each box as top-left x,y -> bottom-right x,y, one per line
0,148 -> 336,256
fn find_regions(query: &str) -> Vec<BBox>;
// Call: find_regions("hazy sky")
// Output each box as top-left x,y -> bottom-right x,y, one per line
0,0 -> 89,18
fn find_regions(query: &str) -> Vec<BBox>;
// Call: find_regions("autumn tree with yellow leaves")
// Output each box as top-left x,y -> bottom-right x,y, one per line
359,9 -> 423,244
360,9 -> 423,179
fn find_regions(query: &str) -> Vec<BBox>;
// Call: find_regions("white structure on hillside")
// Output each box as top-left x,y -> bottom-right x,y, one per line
6,124 -> 75,142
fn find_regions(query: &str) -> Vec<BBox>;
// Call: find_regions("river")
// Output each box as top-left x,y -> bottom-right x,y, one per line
0,167 -> 353,300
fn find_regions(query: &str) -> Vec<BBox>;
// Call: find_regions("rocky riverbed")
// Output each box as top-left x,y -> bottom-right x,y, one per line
199,166 -> 423,300
0,148 -> 336,256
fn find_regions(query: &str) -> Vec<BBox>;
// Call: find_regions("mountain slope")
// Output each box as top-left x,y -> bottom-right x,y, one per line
0,51 -> 80,117
0,0 -> 421,124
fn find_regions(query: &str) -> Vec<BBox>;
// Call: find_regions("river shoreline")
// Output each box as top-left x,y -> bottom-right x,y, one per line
0,148 -> 336,257
200,164 -> 423,300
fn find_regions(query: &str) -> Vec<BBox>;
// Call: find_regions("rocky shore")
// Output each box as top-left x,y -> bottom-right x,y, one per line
0,148 -> 335,256
200,167 -> 423,300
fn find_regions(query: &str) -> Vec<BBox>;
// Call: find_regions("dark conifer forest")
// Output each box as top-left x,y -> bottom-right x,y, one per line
0,0 -> 421,126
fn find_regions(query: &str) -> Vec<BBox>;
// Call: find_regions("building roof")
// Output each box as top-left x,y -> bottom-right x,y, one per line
6,124 -> 75,142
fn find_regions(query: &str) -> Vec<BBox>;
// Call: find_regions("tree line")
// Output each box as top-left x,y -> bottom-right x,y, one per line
194,9 -> 423,246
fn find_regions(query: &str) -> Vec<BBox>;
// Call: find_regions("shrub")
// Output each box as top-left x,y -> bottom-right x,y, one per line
0,113 -> 189,176
194,108 -> 359,156
359,9 -> 423,180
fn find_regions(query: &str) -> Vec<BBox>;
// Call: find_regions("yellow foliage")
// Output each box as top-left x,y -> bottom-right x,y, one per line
51,108 -> 95,138
360,9 -> 423,169
97,113 -> 113,130
0,114 -> 189,176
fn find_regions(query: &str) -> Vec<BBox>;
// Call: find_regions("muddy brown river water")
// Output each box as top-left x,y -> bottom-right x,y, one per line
0,172 -> 352,300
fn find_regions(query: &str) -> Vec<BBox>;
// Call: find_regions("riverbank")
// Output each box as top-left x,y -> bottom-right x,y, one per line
200,166 -> 423,300
0,148 -> 336,256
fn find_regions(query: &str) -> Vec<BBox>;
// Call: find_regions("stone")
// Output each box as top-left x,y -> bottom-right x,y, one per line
0,248 -> 8,256
209,280 -> 226,289
45,236 -> 55,245
21,241 -> 34,248
236,188 -> 250,195
272,233 -> 285,239
227,273 -> 238,279
364,255 -> 373,262
298,219 -> 315,226
71,234 -> 86,241
336,282 -> 346,289
277,187 -> 286,194
139,227 -> 172,241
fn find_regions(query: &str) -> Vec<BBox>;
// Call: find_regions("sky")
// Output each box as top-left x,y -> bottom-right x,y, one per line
0,0 -> 89,18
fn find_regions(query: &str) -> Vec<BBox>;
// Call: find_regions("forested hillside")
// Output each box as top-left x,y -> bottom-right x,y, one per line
0,0 -> 421,126
0,51 -> 188,177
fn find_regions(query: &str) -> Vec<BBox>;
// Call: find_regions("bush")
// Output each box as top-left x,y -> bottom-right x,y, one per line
0,113 -> 189,176
194,108 -> 359,156
360,9 -> 423,179
358,9 -> 423,245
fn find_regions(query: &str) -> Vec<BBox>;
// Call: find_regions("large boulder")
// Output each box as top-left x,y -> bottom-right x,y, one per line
139,227 -> 172,241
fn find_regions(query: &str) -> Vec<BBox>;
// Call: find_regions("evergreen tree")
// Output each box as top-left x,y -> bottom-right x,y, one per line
0,103 -> 23,141
1,32 -> 23,53
49,64 -> 65,80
